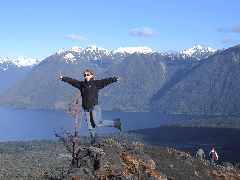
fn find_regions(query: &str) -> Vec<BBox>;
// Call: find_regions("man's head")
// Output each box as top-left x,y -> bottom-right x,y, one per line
83,69 -> 94,81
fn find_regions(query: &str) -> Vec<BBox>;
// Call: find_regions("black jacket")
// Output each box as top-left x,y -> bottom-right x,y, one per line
62,76 -> 118,111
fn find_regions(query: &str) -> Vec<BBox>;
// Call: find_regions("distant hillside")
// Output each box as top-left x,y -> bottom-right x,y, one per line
151,45 -> 240,115
3,44 -> 239,116
98,54 -> 198,111
0,46 -> 203,111
0,53 -> 110,109
0,64 -> 34,93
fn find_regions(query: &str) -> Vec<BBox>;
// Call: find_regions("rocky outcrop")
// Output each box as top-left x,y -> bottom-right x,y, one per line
63,137 -> 167,180
0,137 -> 240,179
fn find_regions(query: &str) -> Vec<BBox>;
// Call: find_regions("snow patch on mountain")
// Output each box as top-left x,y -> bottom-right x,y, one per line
54,45 -> 218,63
180,45 -> 217,59
85,45 -> 109,52
56,49 -> 67,55
0,56 -> 40,67
83,46 -> 111,56
114,46 -> 153,54
64,53 -> 76,62
69,46 -> 83,53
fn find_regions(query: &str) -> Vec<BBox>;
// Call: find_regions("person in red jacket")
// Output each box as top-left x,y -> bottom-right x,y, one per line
60,69 -> 122,144
209,147 -> 219,165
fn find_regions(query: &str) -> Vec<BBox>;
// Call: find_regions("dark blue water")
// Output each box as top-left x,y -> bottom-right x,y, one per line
135,127 -> 240,163
0,107 -> 171,141
1,107 -> 240,163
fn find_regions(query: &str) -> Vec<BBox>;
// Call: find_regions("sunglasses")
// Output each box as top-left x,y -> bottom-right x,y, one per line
84,73 -> 92,77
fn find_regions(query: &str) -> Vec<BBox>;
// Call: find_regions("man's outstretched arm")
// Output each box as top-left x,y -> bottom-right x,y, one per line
96,76 -> 119,89
60,75 -> 81,89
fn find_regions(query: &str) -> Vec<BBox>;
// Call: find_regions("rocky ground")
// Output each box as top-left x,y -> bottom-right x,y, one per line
0,134 -> 240,180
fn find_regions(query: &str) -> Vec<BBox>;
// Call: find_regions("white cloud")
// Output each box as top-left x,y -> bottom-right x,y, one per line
216,27 -> 226,33
65,34 -> 86,41
232,25 -> 240,33
221,37 -> 235,44
129,27 -> 158,37
217,24 -> 240,33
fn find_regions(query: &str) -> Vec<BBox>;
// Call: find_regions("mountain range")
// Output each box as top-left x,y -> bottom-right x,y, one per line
0,56 -> 40,93
151,45 -> 240,115
2,44 -> 240,116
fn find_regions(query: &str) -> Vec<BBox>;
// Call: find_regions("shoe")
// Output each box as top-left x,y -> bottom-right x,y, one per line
90,134 -> 96,145
90,136 -> 95,145
114,118 -> 122,131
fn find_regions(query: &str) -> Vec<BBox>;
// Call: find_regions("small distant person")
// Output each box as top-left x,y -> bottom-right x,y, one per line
196,148 -> 205,160
209,147 -> 218,165
59,69 -> 122,144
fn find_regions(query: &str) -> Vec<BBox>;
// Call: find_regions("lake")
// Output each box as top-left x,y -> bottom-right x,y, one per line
0,107 -> 239,163
0,107 -> 174,141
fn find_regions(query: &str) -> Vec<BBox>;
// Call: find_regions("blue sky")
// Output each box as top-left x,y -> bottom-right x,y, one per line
0,0 -> 239,57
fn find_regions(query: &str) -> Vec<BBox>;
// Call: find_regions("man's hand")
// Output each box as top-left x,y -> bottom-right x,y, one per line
114,76 -> 120,82
59,72 -> 63,80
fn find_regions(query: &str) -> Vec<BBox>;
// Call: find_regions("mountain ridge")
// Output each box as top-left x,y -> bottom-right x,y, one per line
2,44 -> 238,116
151,44 -> 240,115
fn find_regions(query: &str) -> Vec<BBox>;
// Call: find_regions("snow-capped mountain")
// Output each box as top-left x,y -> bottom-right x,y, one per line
180,45 -> 217,60
113,46 -> 154,54
0,56 -> 40,92
2,42 -> 233,112
58,46 -> 153,56
54,45 -> 217,64
0,56 -> 40,71
0,45 -> 217,70
56,46 -> 113,62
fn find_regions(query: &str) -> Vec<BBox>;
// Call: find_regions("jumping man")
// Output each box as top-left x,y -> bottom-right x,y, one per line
59,69 -> 122,144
